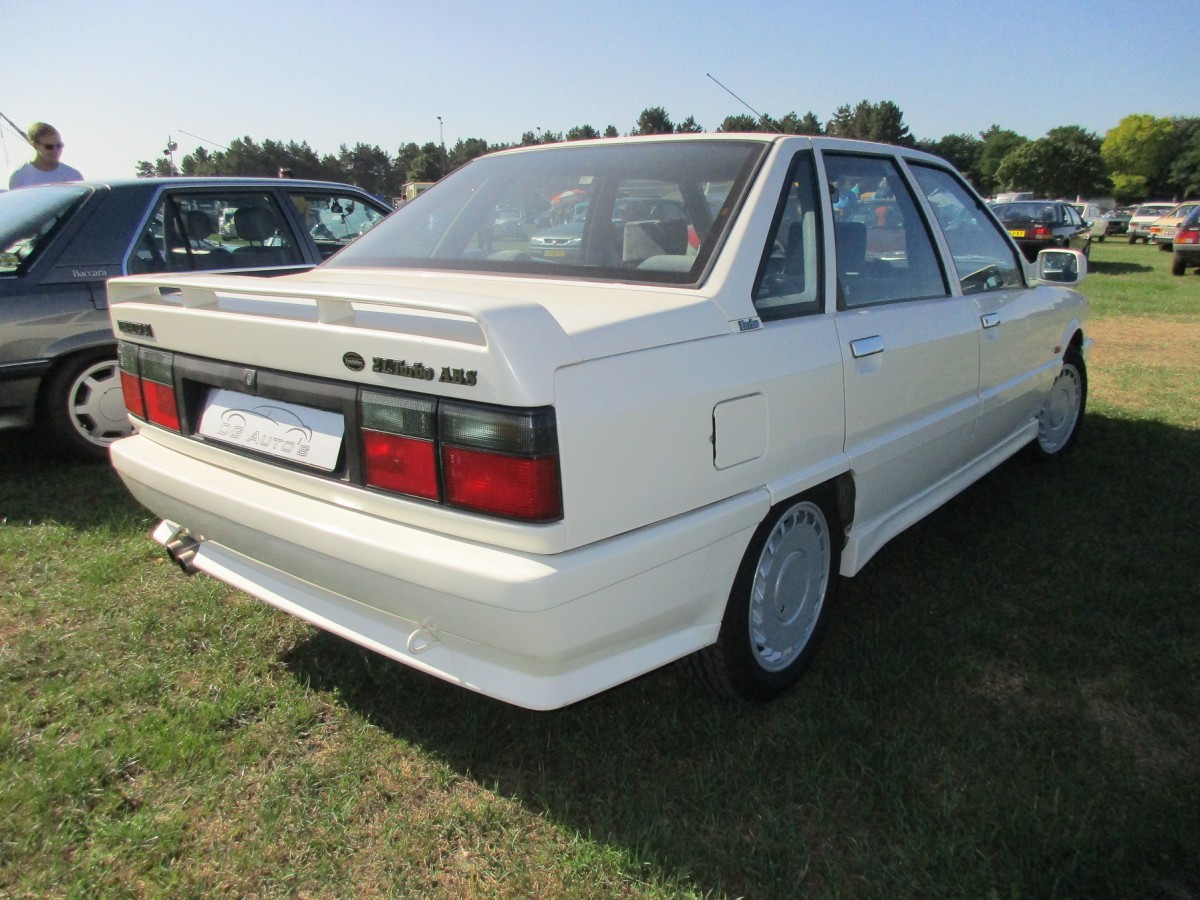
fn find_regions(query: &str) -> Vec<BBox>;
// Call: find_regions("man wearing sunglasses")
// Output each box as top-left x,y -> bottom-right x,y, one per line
8,122 -> 83,189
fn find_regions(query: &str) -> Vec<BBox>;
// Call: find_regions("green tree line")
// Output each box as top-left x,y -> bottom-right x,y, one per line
136,103 -> 1200,204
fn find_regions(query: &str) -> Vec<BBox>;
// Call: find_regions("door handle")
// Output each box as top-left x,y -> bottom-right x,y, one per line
850,335 -> 885,358
981,313 -> 1001,329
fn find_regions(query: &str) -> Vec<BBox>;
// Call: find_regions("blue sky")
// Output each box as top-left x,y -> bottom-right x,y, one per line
4,0 -> 1197,181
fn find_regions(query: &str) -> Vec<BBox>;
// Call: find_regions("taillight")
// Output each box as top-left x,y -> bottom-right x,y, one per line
440,402 -> 561,522
1032,226 -> 1052,239
118,342 -> 145,420
361,391 -> 439,500
117,341 -> 181,432
139,348 -> 181,431
359,390 -> 562,522
1177,229 -> 1199,245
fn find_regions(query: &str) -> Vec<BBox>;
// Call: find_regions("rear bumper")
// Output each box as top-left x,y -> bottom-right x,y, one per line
112,433 -> 764,709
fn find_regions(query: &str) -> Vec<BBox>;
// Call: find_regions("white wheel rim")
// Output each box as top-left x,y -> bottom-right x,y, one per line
749,500 -> 831,672
1037,362 -> 1081,454
67,360 -> 134,447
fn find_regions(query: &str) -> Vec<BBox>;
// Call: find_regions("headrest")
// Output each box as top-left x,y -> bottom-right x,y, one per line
185,210 -> 212,240
234,206 -> 271,242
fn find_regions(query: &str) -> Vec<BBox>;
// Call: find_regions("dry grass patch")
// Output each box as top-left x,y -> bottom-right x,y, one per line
1087,318 -> 1200,424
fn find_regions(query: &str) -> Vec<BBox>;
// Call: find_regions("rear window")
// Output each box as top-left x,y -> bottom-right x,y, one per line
0,185 -> 91,275
326,139 -> 767,286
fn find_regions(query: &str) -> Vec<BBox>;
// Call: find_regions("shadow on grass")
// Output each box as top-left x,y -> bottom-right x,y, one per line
2,416 -> 1193,894
279,413 -> 1200,897
1088,259 -> 1154,275
0,430 -> 150,530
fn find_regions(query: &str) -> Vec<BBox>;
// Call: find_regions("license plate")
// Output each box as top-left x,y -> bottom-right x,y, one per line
1008,229 -> 1026,238
545,249 -> 566,258
198,388 -> 345,471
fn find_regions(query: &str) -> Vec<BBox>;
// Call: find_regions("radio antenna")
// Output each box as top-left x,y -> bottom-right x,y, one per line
0,109 -> 35,147
706,73 -> 782,133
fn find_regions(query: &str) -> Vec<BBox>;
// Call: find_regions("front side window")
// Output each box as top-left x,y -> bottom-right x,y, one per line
910,164 -> 1024,294
753,151 -> 823,320
824,153 -> 947,308
129,191 -> 302,274
287,191 -> 387,259
328,140 -> 767,286
0,185 -> 90,275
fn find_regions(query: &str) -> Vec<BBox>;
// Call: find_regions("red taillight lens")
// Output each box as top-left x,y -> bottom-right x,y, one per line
1033,226 -> 1052,239
361,391 -> 439,499
1176,229 -> 1199,245
139,348 -> 180,431
118,342 -> 145,420
439,401 -> 561,522
117,342 -> 179,431
443,447 -> 562,521
363,431 -> 439,499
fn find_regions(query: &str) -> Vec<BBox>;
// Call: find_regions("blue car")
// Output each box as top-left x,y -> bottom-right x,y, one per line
0,177 -> 389,458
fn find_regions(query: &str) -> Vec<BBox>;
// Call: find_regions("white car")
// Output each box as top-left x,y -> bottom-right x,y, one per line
1127,202 -> 1178,243
107,135 -> 1089,709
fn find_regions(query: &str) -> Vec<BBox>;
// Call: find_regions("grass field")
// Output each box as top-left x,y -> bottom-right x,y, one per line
2,240 -> 1198,898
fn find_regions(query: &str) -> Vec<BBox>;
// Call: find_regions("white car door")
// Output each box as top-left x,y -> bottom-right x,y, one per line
908,164 -> 1060,463
822,152 -> 980,561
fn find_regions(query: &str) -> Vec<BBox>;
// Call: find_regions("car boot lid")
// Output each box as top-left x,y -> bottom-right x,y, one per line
107,267 -> 732,407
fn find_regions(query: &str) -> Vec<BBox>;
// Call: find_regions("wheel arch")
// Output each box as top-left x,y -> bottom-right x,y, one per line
34,338 -> 119,415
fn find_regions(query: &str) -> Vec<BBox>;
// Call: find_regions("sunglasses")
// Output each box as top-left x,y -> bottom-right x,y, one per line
41,142 -> 64,150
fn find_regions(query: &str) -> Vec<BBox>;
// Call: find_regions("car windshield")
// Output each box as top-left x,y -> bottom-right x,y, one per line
327,139 -> 767,285
0,185 -> 91,275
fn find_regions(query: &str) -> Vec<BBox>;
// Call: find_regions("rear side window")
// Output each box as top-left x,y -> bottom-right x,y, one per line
287,190 -> 387,260
753,151 -> 823,320
909,164 -> 1024,295
824,153 -> 948,308
128,191 -> 303,274
0,185 -> 90,275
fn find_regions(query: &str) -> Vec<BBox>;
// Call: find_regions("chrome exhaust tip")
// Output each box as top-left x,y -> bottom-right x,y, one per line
164,533 -> 201,575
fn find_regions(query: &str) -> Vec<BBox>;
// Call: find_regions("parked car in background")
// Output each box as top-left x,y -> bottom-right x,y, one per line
0,177 -> 389,459
990,200 -> 1091,261
993,191 -> 1035,203
1148,201 -> 1200,250
1069,201 -> 1108,223
1092,206 -> 1133,240
1127,202 -> 1178,243
1171,206 -> 1200,276
106,134 -> 1090,710
528,196 -> 691,263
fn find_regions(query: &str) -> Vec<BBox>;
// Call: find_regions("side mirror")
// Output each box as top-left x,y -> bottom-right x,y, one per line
1036,248 -> 1087,285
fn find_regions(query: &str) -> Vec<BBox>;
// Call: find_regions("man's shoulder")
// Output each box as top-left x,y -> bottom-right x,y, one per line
8,163 -> 84,188
8,163 -> 35,188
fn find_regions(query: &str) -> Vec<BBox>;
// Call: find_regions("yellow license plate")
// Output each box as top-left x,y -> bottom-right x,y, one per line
545,249 -> 566,258
1008,229 -> 1026,238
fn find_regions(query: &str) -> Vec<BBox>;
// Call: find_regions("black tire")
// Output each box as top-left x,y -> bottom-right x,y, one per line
1027,344 -> 1086,460
688,488 -> 841,701
1172,253 -> 1186,276
1127,233 -> 1137,244
41,348 -> 134,460
1157,241 -> 1171,252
